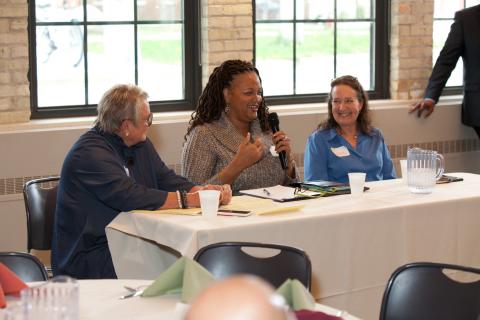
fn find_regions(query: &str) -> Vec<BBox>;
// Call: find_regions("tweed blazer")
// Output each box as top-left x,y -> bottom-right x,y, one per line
181,113 -> 296,192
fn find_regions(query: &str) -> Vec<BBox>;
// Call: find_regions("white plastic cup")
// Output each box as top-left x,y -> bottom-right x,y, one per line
348,172 -> 366,197
198,190 -> 220,218
400,159 -> 408,183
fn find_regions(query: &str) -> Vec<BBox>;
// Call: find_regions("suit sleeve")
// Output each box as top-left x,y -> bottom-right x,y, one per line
425,12 -> 464,102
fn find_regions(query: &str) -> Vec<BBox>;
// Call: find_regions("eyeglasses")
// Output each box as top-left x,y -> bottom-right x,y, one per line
123,112 -> 153,127
332,98 -> 358,107
144,112 -> 153,127
294,187 -> 307,195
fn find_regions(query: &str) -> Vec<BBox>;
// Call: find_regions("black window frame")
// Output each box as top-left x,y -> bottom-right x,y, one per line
28,0 -> 201,119
253,0 -> 390,105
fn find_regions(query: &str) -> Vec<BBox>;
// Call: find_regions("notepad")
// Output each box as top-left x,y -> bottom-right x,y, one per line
239,185 -> 321,202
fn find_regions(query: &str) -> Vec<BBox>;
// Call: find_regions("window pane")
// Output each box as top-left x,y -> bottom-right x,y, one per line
138,0 -> 182,20
336,22 -> 372,90
36,0 -> 83,23
87,25 -> 135,104
296,23 -> 334,94
36,26 -> 85,107
296,0 -> 334,20
434,0 -> 463,18
138,25 -> 183,101
466,0 -> 480,6
255,23 -> 293,95
255,0 -> 294,21
87,0 -> 134,21
432,20 -> 462,87
337,0 -> 372,19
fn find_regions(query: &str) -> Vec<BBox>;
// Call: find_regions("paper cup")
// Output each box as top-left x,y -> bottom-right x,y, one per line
198,190 -> 220,218
348,172 -> 366,197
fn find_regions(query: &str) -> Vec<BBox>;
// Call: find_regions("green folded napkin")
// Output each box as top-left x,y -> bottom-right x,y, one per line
141,256 -> 214,303
276,279 -> 315,311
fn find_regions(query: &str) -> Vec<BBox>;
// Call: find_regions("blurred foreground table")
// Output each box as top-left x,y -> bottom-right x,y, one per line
75,280 -> 361,320
107,172 -> 480,320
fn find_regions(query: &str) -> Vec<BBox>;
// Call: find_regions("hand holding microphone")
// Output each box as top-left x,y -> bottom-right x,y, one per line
268,112 -> 290,170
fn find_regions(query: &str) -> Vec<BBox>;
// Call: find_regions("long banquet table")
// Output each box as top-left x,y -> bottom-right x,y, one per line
106,172 -> 480,320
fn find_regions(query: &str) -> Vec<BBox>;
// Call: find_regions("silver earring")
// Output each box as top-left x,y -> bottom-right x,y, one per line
225,103 -> 230,113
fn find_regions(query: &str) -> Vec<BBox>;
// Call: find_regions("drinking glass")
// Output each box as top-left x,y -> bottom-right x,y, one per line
19,275 -> 79,320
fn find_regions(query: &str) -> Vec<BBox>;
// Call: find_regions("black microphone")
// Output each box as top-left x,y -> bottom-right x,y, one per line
268,112 -> 288,170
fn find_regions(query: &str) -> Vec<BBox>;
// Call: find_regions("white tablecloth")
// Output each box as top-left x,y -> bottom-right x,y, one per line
106,172 -> 480,320
14,279 -> 354,320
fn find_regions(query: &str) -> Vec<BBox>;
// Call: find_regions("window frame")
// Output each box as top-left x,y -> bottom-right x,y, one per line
253,0 -> 390,105
28,0 -> 201,119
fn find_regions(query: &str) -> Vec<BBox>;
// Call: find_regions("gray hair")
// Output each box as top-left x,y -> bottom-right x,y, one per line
95,84 -> 149,133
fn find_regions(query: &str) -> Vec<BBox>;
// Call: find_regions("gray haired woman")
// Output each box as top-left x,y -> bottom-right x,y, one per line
52,84 -> 231,280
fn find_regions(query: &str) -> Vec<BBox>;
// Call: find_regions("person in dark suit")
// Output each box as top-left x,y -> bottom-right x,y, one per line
410,4 -> 480,138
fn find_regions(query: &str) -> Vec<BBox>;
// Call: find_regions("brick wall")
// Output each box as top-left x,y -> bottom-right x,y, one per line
390,0 -> 434,100
0,0 -> 442,124
201,0 -> 253,87
0,0 -> 30,124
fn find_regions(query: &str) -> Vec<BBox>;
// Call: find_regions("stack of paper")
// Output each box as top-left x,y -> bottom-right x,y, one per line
221,196 -> 304,215
132,195 -> 304,216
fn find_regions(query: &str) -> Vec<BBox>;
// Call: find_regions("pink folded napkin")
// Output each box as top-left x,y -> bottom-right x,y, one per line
0,263 -> 28,308
295,309 -> 343,320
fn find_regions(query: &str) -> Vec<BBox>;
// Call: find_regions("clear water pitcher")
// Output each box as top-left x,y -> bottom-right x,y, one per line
407,147 -> 445,194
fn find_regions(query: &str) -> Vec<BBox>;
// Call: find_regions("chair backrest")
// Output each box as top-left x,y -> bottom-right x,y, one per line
23,176 -> 60,251
193,242 -> 312,290
0,252 -> 48,282
380,262 -> 480,320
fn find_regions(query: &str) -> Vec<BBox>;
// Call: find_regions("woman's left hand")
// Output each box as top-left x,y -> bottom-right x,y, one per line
272,131 -> 296,177
272,131 -> 293,161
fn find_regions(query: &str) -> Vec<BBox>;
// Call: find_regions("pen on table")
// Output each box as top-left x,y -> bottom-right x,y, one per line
218,209 -> 251,213
263,188 -> 271,196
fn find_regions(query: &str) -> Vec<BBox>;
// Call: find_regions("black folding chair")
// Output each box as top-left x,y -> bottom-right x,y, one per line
23,176 -> 59,274
193,242 -> 312,290
0,252 -> 48,282
380,262 -> 480,320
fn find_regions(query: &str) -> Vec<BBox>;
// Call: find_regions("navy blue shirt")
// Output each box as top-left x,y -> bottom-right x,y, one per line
304,127 -> 396,183
52,126 -> 194,279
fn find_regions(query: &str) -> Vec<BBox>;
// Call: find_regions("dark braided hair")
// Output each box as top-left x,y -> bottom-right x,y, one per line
185,60 -> 269,140
319,75 -> 372,134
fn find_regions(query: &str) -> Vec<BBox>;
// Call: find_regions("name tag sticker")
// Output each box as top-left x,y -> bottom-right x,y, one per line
331,146 -> 350,157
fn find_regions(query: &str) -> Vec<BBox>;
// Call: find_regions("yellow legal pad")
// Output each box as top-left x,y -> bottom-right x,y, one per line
132,196 -> 304,216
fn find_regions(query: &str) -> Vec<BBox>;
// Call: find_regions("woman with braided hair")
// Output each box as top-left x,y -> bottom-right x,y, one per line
304,75 -> 396,183
181,60 -> 297,192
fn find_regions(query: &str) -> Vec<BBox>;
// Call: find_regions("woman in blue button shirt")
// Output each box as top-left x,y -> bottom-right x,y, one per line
304,75 -> 396,183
